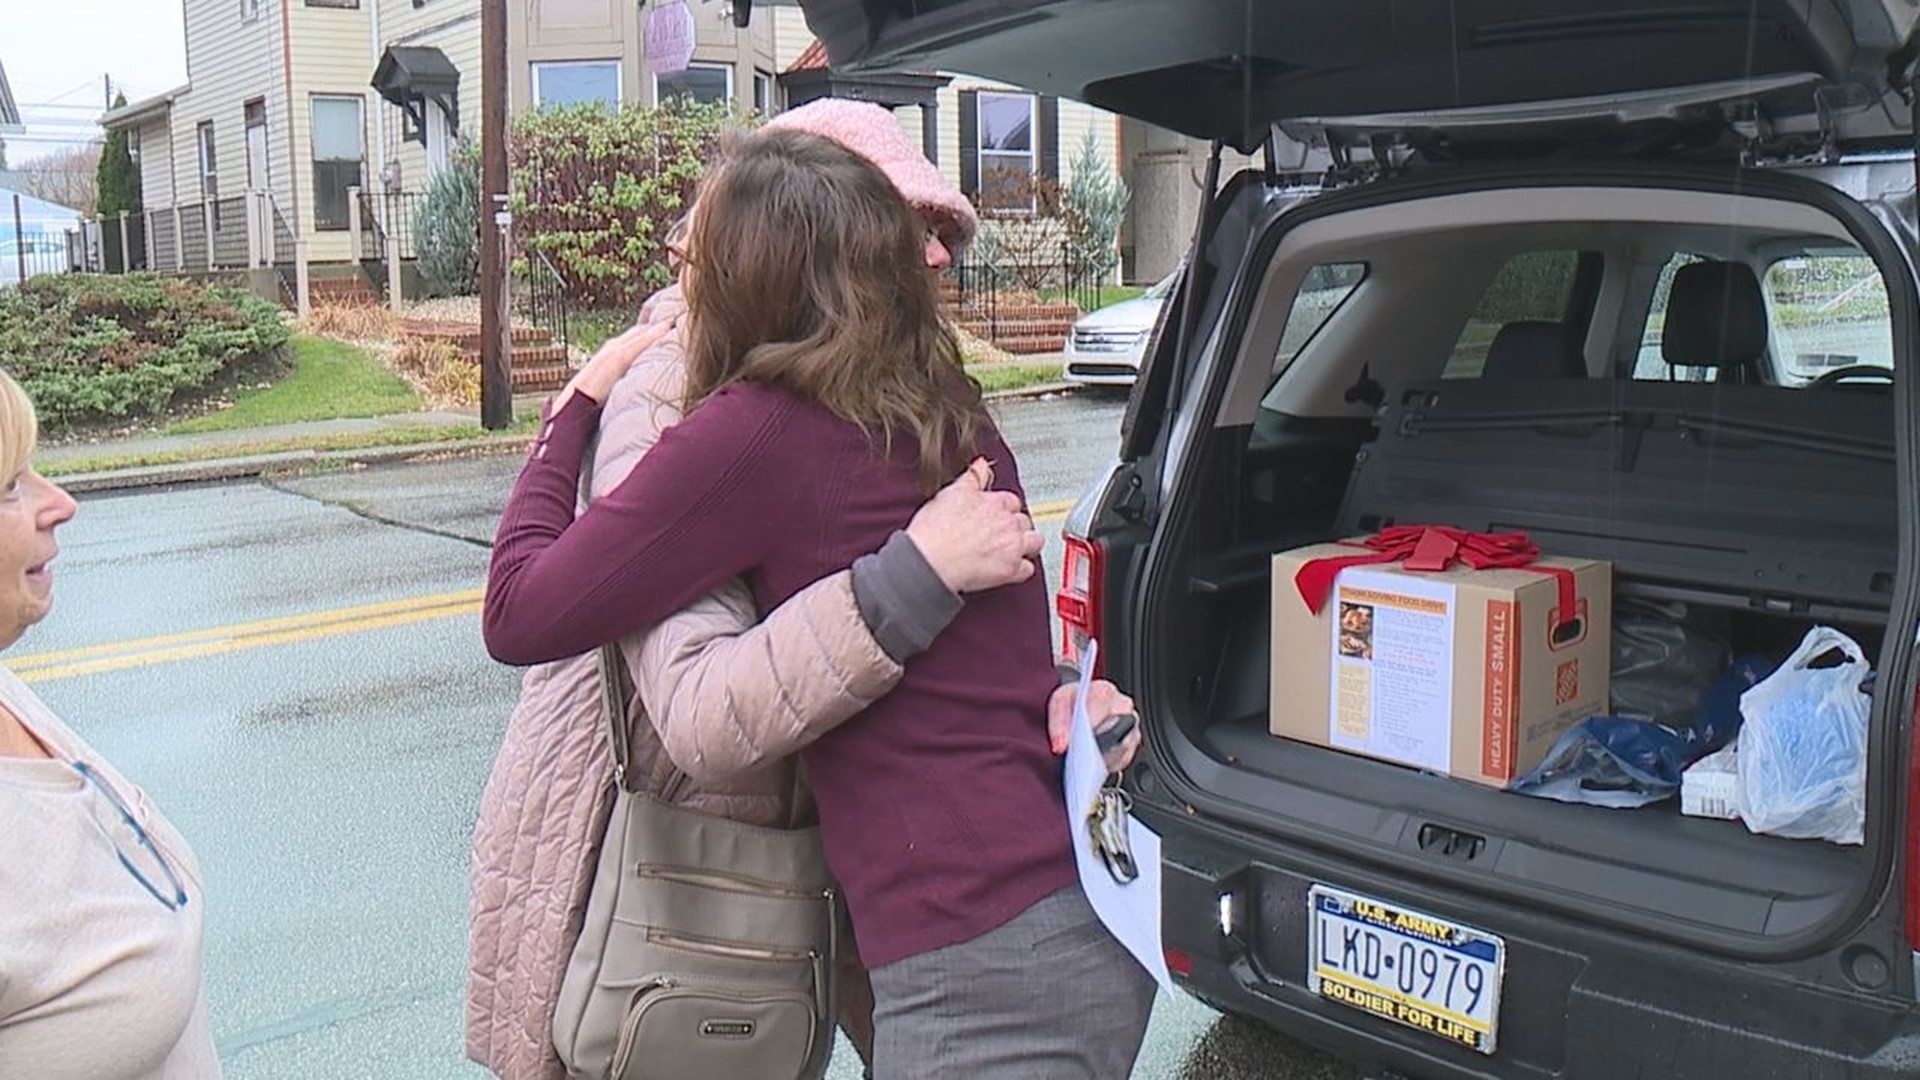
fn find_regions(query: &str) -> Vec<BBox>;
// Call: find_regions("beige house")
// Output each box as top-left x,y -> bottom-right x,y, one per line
101,0 -> 483,274
96,0 -> 1160,292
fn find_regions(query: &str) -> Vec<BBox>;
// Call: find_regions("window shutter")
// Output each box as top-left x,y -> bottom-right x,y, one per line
1037,94 -> 1060,182
958,89 -> 979,198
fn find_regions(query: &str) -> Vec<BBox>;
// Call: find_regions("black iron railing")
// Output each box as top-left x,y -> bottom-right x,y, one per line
513,249 -> 570,355
356,190 -> 389,298
943,255 -> 1105,341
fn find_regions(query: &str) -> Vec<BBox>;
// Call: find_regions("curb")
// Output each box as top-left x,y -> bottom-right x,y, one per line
60,382 -> 1084,496
60,435 -> 536,495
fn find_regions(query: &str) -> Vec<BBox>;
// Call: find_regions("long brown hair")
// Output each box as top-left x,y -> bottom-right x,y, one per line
679,127 -> 980,492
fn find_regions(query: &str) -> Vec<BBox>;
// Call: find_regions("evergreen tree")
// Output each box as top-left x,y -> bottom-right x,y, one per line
96,92 -> 141,218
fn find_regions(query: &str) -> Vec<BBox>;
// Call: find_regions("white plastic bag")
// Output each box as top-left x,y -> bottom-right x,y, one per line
1736,626 -> 1871,845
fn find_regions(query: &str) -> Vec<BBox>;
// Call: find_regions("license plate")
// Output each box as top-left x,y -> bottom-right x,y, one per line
1307,885 -> 1505,1055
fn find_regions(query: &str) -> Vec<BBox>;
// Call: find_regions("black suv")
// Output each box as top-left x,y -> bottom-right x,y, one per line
788,2 -> 1920,1076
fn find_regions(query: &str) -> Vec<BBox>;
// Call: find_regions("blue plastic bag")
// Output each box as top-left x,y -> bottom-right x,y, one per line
1512,716 -> 1695,807
1736,626 -> 1871,844
1513,655 -> 1774,808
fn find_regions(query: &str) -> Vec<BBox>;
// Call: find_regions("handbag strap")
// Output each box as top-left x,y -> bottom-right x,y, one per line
576,421 -> 689,800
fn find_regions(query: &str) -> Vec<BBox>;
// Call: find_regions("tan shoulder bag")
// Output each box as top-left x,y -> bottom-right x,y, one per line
551,440 -> 838,1080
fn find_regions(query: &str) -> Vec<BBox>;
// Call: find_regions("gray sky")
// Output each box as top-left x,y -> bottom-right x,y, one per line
2,0 -> 188,159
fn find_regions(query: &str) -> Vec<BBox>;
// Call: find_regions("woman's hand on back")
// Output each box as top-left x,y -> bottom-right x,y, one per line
551,317 -> 680,413
905,458 -> 1044,594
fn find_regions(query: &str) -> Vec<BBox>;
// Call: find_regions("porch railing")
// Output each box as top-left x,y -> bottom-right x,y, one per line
513,249 -> 570,355
943,255 -> 1106,341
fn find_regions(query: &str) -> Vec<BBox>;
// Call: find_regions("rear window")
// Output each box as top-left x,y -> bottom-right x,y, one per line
1765,250 -> 1892,382
1632,249 -> 1892,385
1443,250 -> 1583,378
1274,262 -> 1366,366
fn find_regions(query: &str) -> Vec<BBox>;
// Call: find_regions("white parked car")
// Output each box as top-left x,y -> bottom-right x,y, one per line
1061,271 -> 1177,386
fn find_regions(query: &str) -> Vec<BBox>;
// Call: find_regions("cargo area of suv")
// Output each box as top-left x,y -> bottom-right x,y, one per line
784,0 -> 1920,1073
1137,170 -> 1906,950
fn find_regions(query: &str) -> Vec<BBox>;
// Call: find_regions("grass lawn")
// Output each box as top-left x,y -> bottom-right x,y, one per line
970,361 -> 1065,394
1039,285 -> 1147,310
166,335 -> 421,435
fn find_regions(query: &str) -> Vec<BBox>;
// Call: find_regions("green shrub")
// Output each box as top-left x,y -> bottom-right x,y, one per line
416,140 -> 482,296
0,274 -> 290,430
1063,129 -> 1127,284
510,100 -> 751,310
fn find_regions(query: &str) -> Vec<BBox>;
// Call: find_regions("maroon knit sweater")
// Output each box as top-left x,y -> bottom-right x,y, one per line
484,384 -> 1074,967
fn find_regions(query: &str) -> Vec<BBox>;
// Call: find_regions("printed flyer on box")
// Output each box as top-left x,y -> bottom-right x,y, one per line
1330,569 -> 1457,772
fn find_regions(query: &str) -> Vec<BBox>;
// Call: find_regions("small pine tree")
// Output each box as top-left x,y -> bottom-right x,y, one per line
96,92 -> 142,218
1062,128 -> 1128,284
415,140 -> 482,296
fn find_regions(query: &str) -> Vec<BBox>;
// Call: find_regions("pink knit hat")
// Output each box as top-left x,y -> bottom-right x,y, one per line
762,98 -> 979,259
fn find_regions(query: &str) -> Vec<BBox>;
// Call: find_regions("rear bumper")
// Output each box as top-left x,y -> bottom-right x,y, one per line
1156,823 -> 1920,1079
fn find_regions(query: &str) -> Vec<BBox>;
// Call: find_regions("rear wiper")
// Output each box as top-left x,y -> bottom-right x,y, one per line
1675,414 -> 1893,462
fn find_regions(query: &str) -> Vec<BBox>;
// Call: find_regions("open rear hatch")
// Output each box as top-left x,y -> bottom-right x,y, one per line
779,0 -> 1920,962
791,0 -> 1920,156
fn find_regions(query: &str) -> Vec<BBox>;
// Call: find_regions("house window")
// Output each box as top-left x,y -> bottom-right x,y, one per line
975,91 -> 1035,211
531,60 -> 622,110
241,0 -> 262,20
655,62 -> 732,107
753,70 -> 774,115
310,95 -> 364,231
305,0 -> 359,8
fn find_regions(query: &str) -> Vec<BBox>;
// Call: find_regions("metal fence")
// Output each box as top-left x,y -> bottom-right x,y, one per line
512,249 -> 570,354
944,255 -> 1106,338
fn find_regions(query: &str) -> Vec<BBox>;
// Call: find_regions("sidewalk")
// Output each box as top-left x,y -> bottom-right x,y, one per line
46,382 -> 1080,495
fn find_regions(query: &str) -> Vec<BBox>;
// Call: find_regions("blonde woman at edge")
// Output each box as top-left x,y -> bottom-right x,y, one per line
0,366 -> 221,1079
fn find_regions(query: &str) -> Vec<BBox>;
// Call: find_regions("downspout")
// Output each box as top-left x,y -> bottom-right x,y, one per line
280,0 -> 302,230
368,0 -> 387,188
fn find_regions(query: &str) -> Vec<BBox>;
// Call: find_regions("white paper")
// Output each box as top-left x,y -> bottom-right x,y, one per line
1328,569 -> 1457,773
1063,640 -> 1174,994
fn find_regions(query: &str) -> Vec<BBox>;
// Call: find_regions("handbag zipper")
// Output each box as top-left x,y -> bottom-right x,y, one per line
645,928 -> 818,964
634,863 -> 827,900
610,978 -> 820,1077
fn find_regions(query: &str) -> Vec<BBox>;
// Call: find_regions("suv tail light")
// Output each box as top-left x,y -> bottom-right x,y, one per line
1056,534 -> 1105,674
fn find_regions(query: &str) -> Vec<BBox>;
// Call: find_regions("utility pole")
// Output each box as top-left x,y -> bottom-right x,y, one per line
478,0 -> 513,429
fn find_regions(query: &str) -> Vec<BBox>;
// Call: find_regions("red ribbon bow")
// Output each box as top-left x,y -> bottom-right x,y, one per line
1293,525 -> 1580,628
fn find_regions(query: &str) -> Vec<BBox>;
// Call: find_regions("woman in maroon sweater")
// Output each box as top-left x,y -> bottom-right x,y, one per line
485,128 -> 1154,1078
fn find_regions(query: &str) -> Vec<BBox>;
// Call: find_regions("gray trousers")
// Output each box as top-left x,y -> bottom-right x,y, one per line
868,884 -> 1156,1080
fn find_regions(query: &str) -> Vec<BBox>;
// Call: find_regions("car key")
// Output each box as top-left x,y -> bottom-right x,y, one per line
1095,711 -> 1138,756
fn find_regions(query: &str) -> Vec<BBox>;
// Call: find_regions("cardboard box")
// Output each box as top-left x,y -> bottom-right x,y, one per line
1271,543 -> 1612,788
1680,745 -> 1741,821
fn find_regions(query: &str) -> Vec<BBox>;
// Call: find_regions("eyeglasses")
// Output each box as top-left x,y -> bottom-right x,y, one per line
73,761 -> 189,911
663,216 -> 692,274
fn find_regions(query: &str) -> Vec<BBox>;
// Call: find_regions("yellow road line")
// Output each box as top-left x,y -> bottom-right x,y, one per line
1030,498 -> 1073,524
17,600 -> 482,684
12,504 -> 1086,685
8,588 -> 486,672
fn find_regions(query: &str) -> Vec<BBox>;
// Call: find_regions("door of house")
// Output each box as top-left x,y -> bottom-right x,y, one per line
425,99 -> 451,177
245,100 -> 269,191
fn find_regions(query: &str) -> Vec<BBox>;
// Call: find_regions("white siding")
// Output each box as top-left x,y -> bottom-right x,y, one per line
133,116 -> 177,209
288,0 -> 376,262
771,7 -> 815,74
171,0 -> 292,263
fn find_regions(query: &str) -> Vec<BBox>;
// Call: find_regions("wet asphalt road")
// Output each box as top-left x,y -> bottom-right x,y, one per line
22,389 -> 1358,1080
